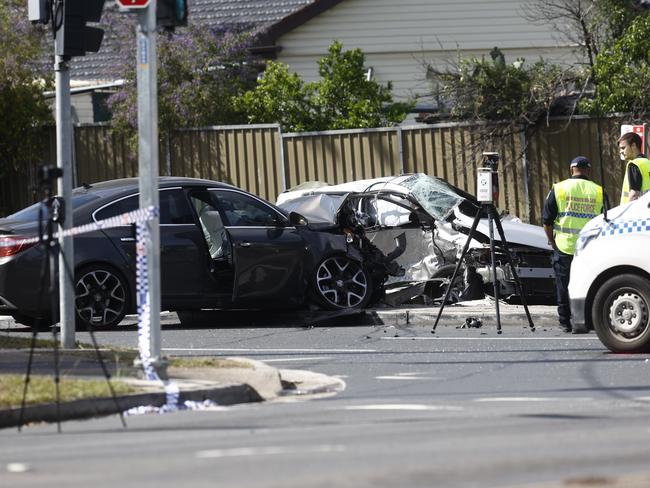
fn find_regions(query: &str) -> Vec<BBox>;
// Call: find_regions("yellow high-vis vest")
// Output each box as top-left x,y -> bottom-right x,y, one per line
553,178 -> 603,255
620,157 -> 650,205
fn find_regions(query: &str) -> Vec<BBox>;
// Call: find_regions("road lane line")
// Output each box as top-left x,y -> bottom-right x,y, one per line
259,356 -> 332,363
474,397 -> 594,402
376,376 -> 441,380
196,445 -> 346,459
162,348 -> 376,353
344,404 -> 462,411
380,337 -> 597,341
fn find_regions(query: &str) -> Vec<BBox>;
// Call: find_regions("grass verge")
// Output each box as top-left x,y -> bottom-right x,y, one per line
0,374 -> 136,409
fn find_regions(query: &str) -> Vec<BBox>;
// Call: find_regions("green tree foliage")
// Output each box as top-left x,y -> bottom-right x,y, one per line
584,13 -> 650,115
236,41 -> 411,131
234,62 -> 315,132
431,48 -> 568,125
0,1 -> 53,177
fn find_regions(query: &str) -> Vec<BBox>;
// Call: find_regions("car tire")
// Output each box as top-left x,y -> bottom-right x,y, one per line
75,264 -> 130,330
426,264 -> 465,303
313,254 -> 373,310
591,273 -> 650,353
12,312 -> 52,331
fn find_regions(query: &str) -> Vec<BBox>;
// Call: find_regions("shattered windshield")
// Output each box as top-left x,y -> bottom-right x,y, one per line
399,174 -> 468,220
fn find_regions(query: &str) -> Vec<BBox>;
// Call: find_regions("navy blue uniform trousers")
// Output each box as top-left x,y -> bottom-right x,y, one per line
551,250 -> 573,327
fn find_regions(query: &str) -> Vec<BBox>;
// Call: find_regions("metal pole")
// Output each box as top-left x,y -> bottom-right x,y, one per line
55,55 -> 75,349
487,206 -> 502,334
397,126 -> 404,175
136,5 -> 161,365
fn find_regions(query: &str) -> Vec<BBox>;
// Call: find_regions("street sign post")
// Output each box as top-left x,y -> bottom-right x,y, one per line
115,0 -> 150,8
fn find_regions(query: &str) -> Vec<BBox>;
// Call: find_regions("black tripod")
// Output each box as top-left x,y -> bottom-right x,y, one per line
431,203 -> 535,334
18,167 -> 126,432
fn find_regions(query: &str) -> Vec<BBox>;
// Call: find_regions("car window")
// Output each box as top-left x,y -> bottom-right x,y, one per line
159,189 -> 195,224
94,189 -> 195,225
212,190 -> 282,227
94,195 -> 138,222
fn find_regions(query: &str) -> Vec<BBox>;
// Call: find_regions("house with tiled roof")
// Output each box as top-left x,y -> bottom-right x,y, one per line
61,0 -> 581,124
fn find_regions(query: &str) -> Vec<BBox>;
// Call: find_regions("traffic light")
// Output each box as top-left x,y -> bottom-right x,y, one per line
55,0 -> 105,58
157,0 -> 188,30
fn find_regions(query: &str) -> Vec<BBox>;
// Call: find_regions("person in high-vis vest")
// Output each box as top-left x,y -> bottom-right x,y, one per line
618,131 -> 650,204
543,156 -> 605,334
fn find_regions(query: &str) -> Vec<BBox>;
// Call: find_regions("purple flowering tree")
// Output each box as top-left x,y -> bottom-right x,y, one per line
106,22 -> 259,138
0,0 -> 53,177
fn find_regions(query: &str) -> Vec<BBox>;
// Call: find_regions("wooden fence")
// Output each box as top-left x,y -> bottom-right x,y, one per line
0,116 -> 634,224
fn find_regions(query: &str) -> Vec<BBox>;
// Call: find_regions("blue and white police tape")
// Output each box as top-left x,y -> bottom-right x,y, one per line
1,204 -> 181,410
0,205 -> 159,248
135,220 -> 180,411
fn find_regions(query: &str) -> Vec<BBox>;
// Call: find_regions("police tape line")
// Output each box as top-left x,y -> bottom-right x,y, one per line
0,206 -> 159,247
135,221 -> 180,410
1,204 -> 181,409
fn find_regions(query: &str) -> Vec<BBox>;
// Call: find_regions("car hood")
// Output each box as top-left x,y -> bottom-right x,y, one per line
277,173 -> 549,250
454,210 -> 551,249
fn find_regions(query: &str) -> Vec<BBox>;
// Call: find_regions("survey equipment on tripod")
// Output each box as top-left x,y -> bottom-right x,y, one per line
430,152 -> 535,335
476,152 -> 500,203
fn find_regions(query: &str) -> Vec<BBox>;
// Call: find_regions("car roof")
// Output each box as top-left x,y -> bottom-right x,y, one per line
73,177 -> 237,199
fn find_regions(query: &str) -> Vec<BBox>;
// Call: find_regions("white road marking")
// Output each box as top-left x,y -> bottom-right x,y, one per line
376,375 -> 441,380
196,445 -> 346,459
474,397 -> 593,402
344,404 -> 462,411
163,348 -> 375,353
259,356 -> 332,363
6,463 -> 31,473
381,337 -> 596,341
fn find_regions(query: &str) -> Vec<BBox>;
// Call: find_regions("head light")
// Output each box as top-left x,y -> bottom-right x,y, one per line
574,227 -> 602,256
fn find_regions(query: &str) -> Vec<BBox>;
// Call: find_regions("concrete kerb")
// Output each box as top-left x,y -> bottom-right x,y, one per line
0,357 -> 339,430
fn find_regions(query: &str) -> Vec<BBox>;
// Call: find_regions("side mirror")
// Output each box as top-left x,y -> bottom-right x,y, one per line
289,212 -> 309,227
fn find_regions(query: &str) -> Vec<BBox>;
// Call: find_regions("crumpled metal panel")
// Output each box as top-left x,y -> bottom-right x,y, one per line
279,193 -> 347,225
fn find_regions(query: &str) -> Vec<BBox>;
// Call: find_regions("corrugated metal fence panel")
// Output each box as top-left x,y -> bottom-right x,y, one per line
402,125 -> 527,220
170,126 -> 283,202
282,129 -> 400,190
0,117 -> 632,222
74,125 -> 138,185
0,126 -> 55,217
526,117 -> 622,225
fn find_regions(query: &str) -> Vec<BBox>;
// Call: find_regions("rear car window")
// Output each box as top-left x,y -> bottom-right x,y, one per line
94,189 -> 195,225
7,193 -> 99,221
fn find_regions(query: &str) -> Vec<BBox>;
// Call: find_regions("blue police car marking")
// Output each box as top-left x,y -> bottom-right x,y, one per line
601,218 -> 650,236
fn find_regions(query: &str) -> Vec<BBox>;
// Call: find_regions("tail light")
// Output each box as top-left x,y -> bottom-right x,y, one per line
0,235 -> 38,258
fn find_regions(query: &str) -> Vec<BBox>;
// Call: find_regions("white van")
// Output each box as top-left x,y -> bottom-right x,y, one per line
569,193 -> 650,352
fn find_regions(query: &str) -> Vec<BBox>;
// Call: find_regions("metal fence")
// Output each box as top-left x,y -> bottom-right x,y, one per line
0,116 -> 631,224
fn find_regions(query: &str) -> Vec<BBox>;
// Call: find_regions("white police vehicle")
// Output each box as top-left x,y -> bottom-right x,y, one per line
569,193 -> 650,352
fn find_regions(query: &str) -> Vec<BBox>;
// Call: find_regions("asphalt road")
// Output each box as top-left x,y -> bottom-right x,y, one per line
2,316 -> 650,488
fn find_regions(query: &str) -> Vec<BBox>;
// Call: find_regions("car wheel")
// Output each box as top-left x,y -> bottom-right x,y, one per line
314,255 -> 372,310
426,264 -> 465,303
591,273 -> 650,353
75,264 -> 130,329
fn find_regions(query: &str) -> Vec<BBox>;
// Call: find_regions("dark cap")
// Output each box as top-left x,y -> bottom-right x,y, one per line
570,156 -> 591,168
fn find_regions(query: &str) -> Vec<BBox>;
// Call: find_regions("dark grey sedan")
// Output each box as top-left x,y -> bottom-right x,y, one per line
0,177 -> 402,329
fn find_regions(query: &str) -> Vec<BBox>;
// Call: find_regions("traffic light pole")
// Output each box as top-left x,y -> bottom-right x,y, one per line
136,4 -> 162,368
55,55 -> 76,349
